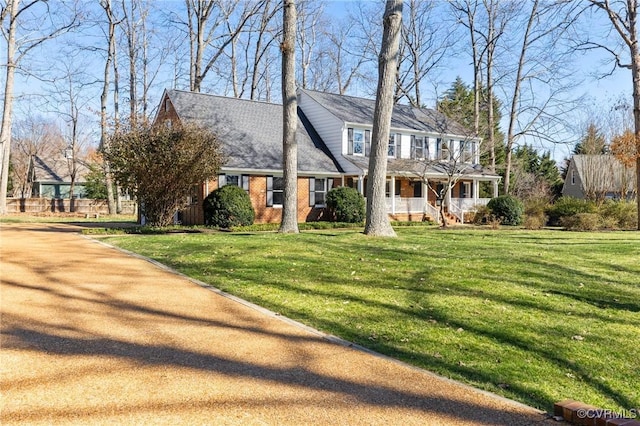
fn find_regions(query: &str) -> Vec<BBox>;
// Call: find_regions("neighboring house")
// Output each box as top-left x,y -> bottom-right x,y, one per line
155,89 -> 501,225
28,154 -> 90,199
562,154 -> 637,201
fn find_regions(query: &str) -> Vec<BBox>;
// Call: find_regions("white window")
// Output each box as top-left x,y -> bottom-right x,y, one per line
462,141 -> 474,163
218,174 -> 249,191
411,136 -> 426,159
388,133 -> 396,157
353,129 -> 364,155
309,178 -> 333,206
266,176 -> 284,207
348,128 -> 369,156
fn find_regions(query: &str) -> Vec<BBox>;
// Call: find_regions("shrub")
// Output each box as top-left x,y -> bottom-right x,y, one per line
472,205 -> 492,225
325,186 -> 365,223
546,197 -> 596,227
598,200 -> 638,230
524,198 -> 550,230
561,213 -> 600,231
203,185 -> 255,228
487,195 -> 524,226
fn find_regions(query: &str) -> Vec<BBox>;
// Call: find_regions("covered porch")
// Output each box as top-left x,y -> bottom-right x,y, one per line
343,174 -> 500,224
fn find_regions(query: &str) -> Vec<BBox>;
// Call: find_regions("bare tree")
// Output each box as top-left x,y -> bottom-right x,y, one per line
502,0 -> 582,195
451,0 -> 483,138
184,0 -> 266,93
279,0 -> 298,233
364,0 -> 403,237
586,0 -> 640,228
99,0 -> 118,214
249,0 -> 280,100
10,116 -> 63,198
0,0 -> 78,214
395,0 -> 455,107
48,63 -> 94,209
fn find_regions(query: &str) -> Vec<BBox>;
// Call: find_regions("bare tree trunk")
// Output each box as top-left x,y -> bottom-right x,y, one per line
504,0 -> 538,195
0,0 -> 18,215
364,0 -> 402,237
100,0 -> 117,215
631,6 -> 640,230
486,5 -> 497,173
279,0 -> 299,233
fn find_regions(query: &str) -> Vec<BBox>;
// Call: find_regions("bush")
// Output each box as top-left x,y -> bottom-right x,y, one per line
598,200 -> 638,230
546,197 -> 596,227
203,185 -> 255,228
524,198 -> 550,230
325,186 -> 365,223
472,205 -> 492,225
487,195 -> 524,226
561,213 -> 600,231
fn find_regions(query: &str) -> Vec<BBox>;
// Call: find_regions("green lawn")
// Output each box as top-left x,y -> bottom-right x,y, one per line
102,228 -> 640,413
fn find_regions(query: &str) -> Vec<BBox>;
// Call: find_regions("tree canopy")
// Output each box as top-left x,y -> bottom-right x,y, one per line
104,123 -> 223,226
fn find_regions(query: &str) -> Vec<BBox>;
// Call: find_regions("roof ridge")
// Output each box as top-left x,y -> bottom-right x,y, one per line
168,89 -> 281,107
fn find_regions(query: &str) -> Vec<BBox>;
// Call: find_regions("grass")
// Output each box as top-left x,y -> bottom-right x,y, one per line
100,227 -> 640,413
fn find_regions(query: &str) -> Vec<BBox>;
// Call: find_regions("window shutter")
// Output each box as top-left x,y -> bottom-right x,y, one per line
241,175 -> 250,191
347,128 -> 354,155
328,178 -> 334,189
365,130 -> 371,156
460,183 -> 465,198
266,176 -> 273,207
218,174 -> 226,188
309,178 -> 315,207
410,135 -> 416,159
396,136 -> 402,158
470,181 -> 474,198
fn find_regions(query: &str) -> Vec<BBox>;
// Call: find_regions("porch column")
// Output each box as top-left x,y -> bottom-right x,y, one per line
358,175 -> 365,194
341,175 -> 345,187
473,179 -> 479,204
423,181 -> 428,213
391,175 -> 396,214
446,183 -> 452,208
493,180 -> 499,197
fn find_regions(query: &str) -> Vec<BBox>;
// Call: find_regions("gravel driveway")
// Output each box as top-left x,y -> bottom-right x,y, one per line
1,223 -> 554,425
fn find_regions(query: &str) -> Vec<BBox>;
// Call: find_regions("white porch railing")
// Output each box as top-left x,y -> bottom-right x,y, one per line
450,198 -> 491,210
380,197 -> 492,223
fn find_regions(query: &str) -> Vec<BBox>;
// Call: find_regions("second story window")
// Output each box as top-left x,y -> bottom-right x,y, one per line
410,136 -> 426,159
348,128 -> 367,156
462,141 -> 475,163
388,133 -> 396,157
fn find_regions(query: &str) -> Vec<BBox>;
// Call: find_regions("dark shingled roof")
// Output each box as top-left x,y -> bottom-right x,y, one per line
165,90 -> 342,174
300,89 -> 471,136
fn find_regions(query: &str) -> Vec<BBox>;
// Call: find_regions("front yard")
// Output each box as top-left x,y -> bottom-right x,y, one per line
102,228 -> 640,413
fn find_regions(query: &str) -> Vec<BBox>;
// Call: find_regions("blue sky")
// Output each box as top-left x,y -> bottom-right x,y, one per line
3,0 -> 634,163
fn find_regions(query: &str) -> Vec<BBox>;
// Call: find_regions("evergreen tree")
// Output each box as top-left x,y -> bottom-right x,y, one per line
574,122 -> 607,155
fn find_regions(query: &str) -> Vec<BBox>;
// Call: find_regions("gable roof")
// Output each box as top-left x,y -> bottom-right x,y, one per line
299,89 -> 472,137
163,90 -> 342,174
569,155 -> 637,192
29,155 -> 90,183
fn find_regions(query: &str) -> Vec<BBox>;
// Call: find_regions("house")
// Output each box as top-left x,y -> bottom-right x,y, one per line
28,154 -> 90,199
562,155 -> 637,201
155,89 -> 501,225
